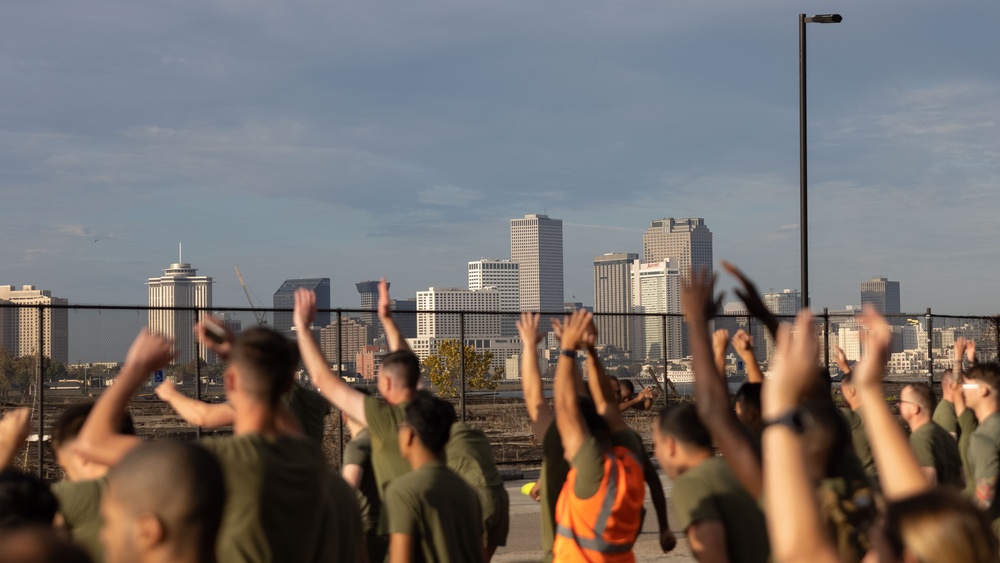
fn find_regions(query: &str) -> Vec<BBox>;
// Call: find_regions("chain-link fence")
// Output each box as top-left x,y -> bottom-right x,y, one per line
1,303 -> 997,478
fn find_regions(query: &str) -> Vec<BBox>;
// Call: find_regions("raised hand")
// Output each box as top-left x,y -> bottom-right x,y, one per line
557,311 -> 594,351
377,277 -> 392,321
832,345 -> 851,375
638,387 -> 655,401
763,311 -> 818,417
681,267 -> 723,322
731,329 -> 753,357
516,313 -> 546,348
293,288 -> 317,329
193,316 -> 233,361
954,337 -> 969,365
124,330 -> 175,375
712,329 -> 731,358
967,339 -> 977,364
0,407 -> 31,468
852,308 -> 892,393
722,261 -> 779,338
154,378 -> 179,401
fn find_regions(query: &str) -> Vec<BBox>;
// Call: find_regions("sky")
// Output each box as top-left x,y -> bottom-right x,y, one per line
3,0 -> 1000,321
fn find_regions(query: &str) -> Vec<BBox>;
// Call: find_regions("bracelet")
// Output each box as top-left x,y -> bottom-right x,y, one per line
762,408 -> 810,434
560,349 -> 577,358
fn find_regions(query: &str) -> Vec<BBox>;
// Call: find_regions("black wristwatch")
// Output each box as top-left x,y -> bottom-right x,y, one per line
762,408 -> 811,433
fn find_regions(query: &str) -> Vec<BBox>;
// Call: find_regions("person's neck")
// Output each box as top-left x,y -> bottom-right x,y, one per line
144,545 -> 212,563
406,447 -> 443,472
974,401 -> 1000,424
907,415 -> 931,433
232,400 -> 280,437
388,388 -> 417,406
679,448 -> 713,474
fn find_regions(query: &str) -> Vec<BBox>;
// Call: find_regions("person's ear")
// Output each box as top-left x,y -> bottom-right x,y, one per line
135,512 -> 165,550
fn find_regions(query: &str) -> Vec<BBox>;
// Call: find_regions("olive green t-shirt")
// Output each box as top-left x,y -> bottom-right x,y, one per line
673,456 -> 771,563
539,422 -> 569,562
965,412 -> 1000,535
52,478 -> 105,562
445,422 -> 505,533
385,461 -> 483,563
283,382 -> 330,445
910,421 -> 963,489
932,399 -> 959,437
364,393 -> 428,534
840,407 -> 876,477
200,433 -> 359,563
343,429 -> 380,535
959,408 -> 979,488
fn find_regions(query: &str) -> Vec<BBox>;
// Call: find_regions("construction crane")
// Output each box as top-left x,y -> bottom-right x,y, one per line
234,266 -> 268,326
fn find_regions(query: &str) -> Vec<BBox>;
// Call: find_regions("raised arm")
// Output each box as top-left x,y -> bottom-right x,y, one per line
294,288 -> 367,425
378,278 -> 410,353
582,321 -> 627,434
517,313 -> 553,440
0,408 -> 31,469
853,308 -> 929,500
761,312 -> 840,563
732,330 -> 764,384
155,379 -> 236,427
683,268 -> 763,499
832,345 -> 851,377
712,329 -> 730,379
722,261 -> 778,339
554,311 -> 592,462
77,330 -> 172,466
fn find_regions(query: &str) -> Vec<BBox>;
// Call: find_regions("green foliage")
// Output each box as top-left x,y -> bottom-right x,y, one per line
422,340 -> 501,398
0,349 -> 64,392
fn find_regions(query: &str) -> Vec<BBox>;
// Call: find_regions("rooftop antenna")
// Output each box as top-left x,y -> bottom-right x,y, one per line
179,242 -> 183,263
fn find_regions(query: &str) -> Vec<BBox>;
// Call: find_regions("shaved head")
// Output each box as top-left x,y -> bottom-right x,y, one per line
102,442 -> 225,563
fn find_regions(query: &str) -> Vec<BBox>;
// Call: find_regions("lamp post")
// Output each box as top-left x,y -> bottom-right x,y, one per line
800,13 -> 842,309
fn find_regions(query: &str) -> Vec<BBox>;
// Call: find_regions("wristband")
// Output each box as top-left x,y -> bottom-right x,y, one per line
560,349 -> 577,359
762,408 -> 811,434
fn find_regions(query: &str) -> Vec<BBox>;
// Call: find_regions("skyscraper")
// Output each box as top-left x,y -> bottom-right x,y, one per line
0,285 -> 69,364
356,281 -> 382,343
631,259 -> 682,361
273,278 -> 330,335
147,256 -> 212,365
642,218 -> 713,279
861,277 -> 901,317
510,213 -> 563,317
593,253 -> 638,355
468,259 -> 520,337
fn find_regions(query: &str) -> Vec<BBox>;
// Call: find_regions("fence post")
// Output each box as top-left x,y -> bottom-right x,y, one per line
823,307 -> 830,372
337,310 -> 344,466
661,314 -> 668,367
995,316 -> 1000,363
36,304 -> 45,479
459,313 -> 466,422
195,307 -> 203,440
926,308 -> 933,385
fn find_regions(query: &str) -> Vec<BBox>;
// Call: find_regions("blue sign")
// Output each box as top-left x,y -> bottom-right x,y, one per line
154,370 -> 165,383
736,361 -> 745,373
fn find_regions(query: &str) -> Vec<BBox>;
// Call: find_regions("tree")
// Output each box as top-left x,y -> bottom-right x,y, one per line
423,340 -> 501,398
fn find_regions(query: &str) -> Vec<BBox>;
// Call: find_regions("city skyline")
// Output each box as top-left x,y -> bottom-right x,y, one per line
3,2 -> 1000,315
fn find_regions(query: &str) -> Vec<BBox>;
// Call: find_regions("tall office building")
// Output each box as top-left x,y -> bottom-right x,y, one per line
0,285 -> 69,364
468,259 -> 520,337
763,289 -> 802,360
593,253 -> 639,355
510,214 -> 563,317
273,279 -> 330,335
631,259 -> 682,361
148,258 -> 213,365
861,277 -> 901,318
356,281 -> 382,343
415,287 -> 501,340
392,298 -> 418,339
642,218 -> 713,279
319,316 -> 368,370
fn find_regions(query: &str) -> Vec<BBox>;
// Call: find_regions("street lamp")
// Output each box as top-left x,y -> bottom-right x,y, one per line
800,13 -> 841,310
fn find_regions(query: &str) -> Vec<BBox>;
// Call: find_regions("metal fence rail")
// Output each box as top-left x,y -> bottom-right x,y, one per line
1,302 -> 998,477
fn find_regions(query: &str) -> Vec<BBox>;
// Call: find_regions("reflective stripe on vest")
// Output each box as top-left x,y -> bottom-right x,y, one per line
554,448 -> 642,554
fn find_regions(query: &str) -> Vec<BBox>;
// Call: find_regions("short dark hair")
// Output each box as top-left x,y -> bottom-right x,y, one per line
965,363 -> 1000,394
577,396 -> 612,447
0,469 -> 59,531
51,403 -> 135,451
941,368 -> 955,384
907,383 -> 936,413
735,383 -> 762,413
230,327 -> 299,405
619,379 -> 636,396
656,403 -> 712,450
381,351 -> 421,390
404,393 -> 456,455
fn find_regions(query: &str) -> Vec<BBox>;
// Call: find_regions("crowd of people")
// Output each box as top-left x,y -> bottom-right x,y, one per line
0,263 -> 999,563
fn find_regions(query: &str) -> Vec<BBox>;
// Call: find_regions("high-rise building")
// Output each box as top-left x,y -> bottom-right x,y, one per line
320,316 -> 369,370
642,218 -> 713,279
593,253 -> 639,355
468,259 -> 520,337
415,287 -> 501,340
631,259 -> 682,361
861,277 -> 901,318
391,298 -> 418,339
510,214 -> 563,317
273,279 -> 330,335
147,258 -> 213,365
0,285 -> 69,364
356,281 -> 382,343
764,289 -> 803,317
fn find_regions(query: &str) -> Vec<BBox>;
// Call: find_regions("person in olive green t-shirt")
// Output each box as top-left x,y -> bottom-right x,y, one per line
838,373 -> 877,479
933,369 -> 961,438
899,383 -> 963,488
654,403 -> 770,563
960,361 -> 1000,538
385,393 -> 482,563
446,422 -> 510,560
343,408 -> 386,563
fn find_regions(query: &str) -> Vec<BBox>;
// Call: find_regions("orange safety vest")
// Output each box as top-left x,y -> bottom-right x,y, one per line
553,445 -> 645,562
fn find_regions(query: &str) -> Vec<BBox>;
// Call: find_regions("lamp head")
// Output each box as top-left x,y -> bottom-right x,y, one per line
805,14 -> 843,24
